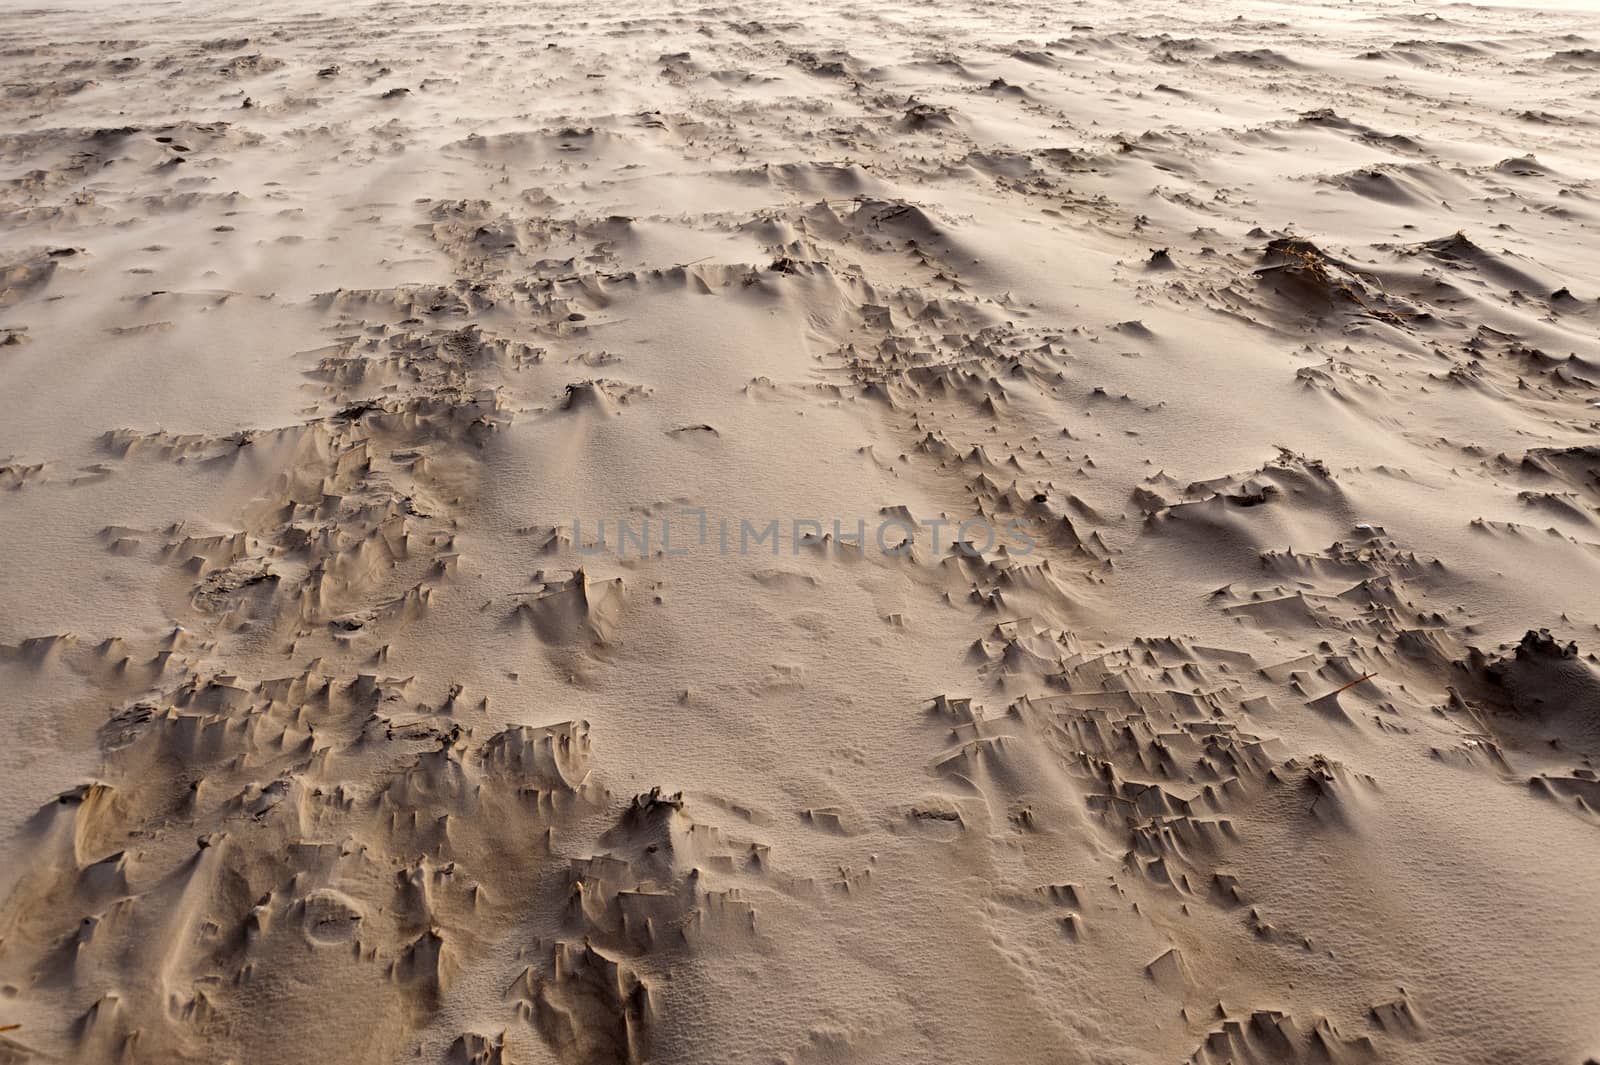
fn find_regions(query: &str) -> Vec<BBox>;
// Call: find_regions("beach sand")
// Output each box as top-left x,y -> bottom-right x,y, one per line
1,0 -> 1599,1061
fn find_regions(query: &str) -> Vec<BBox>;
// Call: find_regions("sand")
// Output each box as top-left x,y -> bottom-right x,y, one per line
1,0 -> 1599,1061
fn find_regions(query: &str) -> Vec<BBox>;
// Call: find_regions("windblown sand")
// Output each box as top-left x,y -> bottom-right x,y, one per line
1,0 -> 1599,1062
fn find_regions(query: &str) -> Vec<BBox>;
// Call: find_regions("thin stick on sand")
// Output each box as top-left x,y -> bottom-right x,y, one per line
1322,672 -> 1379,699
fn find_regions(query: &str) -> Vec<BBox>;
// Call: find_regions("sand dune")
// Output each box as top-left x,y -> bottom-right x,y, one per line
1,0 -> 1598,1062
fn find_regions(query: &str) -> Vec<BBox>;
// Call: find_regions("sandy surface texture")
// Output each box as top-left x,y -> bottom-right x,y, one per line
2,0 -> 1599,1062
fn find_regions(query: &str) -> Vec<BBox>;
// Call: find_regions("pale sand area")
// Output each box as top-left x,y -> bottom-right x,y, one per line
1,0 -> 1599,1062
